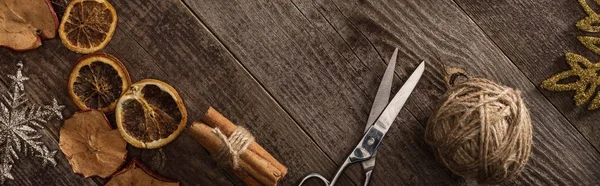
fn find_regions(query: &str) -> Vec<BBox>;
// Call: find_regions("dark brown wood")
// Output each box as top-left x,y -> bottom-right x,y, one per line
454,0 -> 600,183
1,0 -> 600,185
0,44 -> 104,186
181,0 -> 463,185
0,0 -> 348,185
182,0 -> 600,185
454,0 -> 600,150
106,0 -> 352,185
331,0 -> 600,184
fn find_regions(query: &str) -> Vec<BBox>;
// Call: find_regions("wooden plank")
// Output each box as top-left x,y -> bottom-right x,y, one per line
0,0 -> 348,185
183,0 -> 600,185
0,46 -> 103,186
454,0 -> 600,183
105,0 -> 354,185
181,0 -> 459,185
103,1 -> 348,185
454,0 -> 600,151
306,0 -> 600,184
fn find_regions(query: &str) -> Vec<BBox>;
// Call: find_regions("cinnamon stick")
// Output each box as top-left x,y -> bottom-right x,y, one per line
188,122 -> 286,186
188,123 -> 263,185
201,107 -> 288,176
232,165 -> 263,186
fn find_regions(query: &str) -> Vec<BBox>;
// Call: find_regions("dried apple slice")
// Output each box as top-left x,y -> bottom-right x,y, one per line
59,110 -> 127,178
0,0 -> 59,50
105,158 -> 179,186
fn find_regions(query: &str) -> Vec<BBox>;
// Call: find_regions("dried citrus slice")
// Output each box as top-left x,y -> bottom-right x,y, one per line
116,79 -> 187,149
68,53 -> 131,113
58,0 -> 117,54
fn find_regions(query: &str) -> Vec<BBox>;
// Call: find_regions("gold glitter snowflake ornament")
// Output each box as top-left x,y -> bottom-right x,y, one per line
578,36 -> 600,55
541,53 -> 600,110
543,0 -> 600,110
576,0 -> 600,32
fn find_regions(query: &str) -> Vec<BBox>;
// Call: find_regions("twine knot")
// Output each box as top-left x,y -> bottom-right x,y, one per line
212,127 -> 255,169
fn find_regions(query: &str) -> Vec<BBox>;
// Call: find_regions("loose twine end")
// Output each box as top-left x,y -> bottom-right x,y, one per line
212,127 -> 255,170
445,67 -> 469,88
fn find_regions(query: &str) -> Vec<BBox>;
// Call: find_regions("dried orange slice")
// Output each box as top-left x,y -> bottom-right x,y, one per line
116,79 -> 187,149
58,0 -> 117,54
68,53 -> 131,113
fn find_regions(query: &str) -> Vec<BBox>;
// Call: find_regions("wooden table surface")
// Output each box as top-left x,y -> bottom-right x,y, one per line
2,0 -> 600,185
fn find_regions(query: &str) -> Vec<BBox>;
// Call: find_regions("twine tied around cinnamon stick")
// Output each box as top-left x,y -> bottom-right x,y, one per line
212,127 -> 255,170
187,107 -> 288,186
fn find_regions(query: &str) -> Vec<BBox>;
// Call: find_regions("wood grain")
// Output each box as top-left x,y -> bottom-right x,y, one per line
181,0 -> 457,185
317,0 -> 600,184
454,0 -> 600,183
0,45 -> 104,186
184,0 -> 600,185
107,0 -> 353,185
454,0 -> 600,151
0,0 -> 348,185
315,0 -> 600,184
1,0 -> 600,185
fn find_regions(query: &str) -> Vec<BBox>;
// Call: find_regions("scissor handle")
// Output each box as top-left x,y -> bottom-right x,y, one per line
299,158 -> 356,186
298,173 -> 330,186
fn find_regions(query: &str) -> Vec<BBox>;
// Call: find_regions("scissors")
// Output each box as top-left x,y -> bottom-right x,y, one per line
298,48 -> 425,186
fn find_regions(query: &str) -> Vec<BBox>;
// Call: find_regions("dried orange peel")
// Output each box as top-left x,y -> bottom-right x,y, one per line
58,0 -> 117,54
59,110 -> 127,178
68,53 -> 131,113
105,158 -> 179,186
116,79 -> 187,149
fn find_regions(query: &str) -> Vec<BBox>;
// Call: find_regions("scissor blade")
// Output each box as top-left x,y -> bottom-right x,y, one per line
349,62 -> 425,163
360,49 -> 398,183
375,61 -> 425,131
366,48 -> 398,132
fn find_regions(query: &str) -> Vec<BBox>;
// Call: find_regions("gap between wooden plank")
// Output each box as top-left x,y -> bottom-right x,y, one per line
32,42 -> 107,186
291,0 -> 425,127
105,0 -> 359,185
281,0 -> 600,184
287,0 -> 425,131
108,26 -> 240,185
177,0 -> 460,185
176,1 -> 358,185
179,0 -> 441,185
451,0 -> 600,154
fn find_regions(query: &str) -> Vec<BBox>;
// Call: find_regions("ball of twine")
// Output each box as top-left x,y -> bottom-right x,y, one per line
425,72 -> 532,184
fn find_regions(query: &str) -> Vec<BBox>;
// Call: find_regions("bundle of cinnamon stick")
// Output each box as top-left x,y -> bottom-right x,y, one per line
187,107 -> 287,186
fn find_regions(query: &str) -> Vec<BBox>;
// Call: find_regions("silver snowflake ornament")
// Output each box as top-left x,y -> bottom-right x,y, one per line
0,62 -> 64,183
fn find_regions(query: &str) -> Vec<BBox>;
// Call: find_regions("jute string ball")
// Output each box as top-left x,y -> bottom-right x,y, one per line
425,69 -> 532,184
